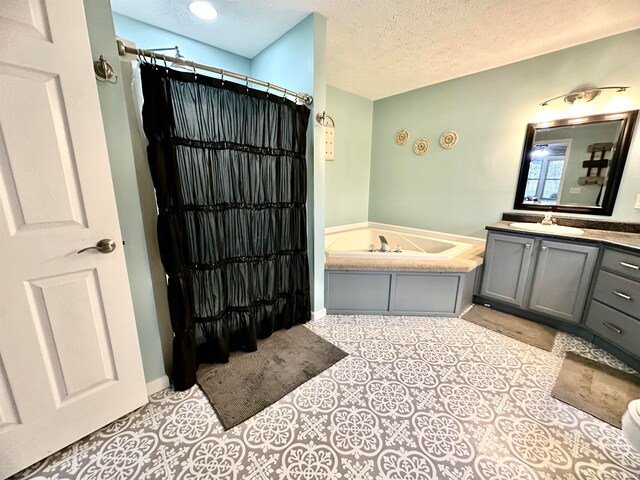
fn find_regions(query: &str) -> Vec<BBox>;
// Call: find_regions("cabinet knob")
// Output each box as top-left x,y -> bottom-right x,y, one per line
525,244 -> 531,249
541,246 -> 548,251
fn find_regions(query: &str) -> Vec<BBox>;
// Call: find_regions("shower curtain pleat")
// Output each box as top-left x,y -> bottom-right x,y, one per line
140,64 -> 311,390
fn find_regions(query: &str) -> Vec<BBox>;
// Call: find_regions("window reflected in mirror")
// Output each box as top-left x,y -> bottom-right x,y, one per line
524,141 -> 570,205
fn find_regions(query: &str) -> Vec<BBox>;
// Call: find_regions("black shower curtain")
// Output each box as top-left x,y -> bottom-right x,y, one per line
140,64 -> 311,390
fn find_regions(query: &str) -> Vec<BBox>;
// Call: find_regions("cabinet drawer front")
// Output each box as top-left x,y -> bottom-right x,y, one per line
593,271 -> 640,319
585,301 -> 640,357
601,249 -> 640,282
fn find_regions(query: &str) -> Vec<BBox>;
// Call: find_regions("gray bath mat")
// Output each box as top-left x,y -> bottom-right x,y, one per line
196,324 -> 348,430
552,352 -> 640,428
462,305 -> 557,351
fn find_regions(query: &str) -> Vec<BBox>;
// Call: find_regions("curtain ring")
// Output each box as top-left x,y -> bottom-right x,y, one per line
266,82 -> 270,96
162,55 -> 168,72
220,69 -> 225,85
245,76 -> 249,92
191,61 -> 197,79
283,88 -> 288,99
137,48 -> 144,64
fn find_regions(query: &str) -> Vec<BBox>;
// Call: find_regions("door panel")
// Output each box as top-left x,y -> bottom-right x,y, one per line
0,70 -> 87,232
0,357 -> 20,432
1,0 -> 52,42
0,0 -> 148,477
26,270 -> 117,402
480,233 -> 534,307
528,240 -> 598,323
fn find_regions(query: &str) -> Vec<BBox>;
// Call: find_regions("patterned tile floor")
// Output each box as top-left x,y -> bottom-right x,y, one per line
14,314 -> 640,480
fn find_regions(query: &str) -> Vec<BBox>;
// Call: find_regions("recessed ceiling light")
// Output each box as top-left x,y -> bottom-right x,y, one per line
189,1 -> 218,20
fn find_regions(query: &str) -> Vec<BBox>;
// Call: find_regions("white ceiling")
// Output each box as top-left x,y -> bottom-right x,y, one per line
111,0 -> 640,100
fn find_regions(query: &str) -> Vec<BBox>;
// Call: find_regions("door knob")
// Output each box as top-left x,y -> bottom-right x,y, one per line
77,239 -> 117,254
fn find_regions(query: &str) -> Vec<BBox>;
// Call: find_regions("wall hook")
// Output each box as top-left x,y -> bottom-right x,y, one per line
315,111 -> 335,127
93,55 -> 118,84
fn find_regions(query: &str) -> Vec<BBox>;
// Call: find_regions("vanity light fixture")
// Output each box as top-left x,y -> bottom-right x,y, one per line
535,86 -> 630,122
539,86 -> 630,107
189,1 -> 218,20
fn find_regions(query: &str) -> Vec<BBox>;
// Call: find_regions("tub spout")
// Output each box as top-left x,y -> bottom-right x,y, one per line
379,235 -> 391,252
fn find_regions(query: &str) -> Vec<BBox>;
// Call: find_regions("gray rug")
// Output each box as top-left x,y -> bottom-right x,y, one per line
552,352 -> 640,428
462,304 -> 557,351
196,324 -> 348,430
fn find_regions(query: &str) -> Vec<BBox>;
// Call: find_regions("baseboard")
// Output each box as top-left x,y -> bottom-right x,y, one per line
146,375 -> 170,396
312,308 -> 327,320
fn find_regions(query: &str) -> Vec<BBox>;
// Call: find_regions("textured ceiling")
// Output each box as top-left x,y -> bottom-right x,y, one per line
111,0 -> 640,100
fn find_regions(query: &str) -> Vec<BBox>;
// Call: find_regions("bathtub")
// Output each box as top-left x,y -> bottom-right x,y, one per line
324,223 -> 485,316
325,226 -> 473,260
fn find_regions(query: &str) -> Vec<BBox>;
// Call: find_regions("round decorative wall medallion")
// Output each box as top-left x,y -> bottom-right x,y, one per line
395,129 -> 410,145
440,130 -> 458,149
413,138 -> 429,155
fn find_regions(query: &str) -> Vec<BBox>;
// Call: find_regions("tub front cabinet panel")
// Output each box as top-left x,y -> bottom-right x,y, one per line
527,240 -> 599,323
480,233 -> 534,307
394,274 -> 460,313
325,270 -> 477,316
326,272 -> 391,312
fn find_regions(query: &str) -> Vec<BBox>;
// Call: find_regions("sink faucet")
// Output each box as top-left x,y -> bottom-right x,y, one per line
379,235 -> 391,252
540,212 -> 554,225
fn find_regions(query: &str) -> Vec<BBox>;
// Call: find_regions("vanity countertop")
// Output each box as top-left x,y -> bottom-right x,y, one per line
487,221 -> 640,253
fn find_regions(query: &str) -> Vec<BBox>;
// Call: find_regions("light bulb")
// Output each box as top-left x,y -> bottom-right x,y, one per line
568,96 -> 591,118
604,89 -> 632,113
534,103 -> 555,123
189,1 -> 218,19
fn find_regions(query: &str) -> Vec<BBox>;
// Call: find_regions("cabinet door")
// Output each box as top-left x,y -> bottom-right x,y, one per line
528,240 -> 598,323
480,233 -> 534,307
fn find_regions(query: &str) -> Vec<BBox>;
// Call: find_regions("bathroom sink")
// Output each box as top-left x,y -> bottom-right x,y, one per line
509,222 -> 584,235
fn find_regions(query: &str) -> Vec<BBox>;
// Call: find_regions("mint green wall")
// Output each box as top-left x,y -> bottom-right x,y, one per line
84,0 -> 165,383
325,86 -> 373,227
112,13 -> 251,75
252,14 -> 327,313
311,15 -> 327,313
369,29 -> 640,238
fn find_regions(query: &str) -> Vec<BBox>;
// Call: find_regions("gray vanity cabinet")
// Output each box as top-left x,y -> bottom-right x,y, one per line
527,240 -> 598,323
479,233 -> 534,307
480,232 -> 598,324
584,248 -> 640,359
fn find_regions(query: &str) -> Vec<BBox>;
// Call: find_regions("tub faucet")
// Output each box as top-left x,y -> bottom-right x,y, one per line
540,212 -> 555,225
379,235 -> 391,252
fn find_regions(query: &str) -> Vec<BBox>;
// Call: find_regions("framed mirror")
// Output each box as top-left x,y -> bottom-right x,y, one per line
514,110 -> 638,215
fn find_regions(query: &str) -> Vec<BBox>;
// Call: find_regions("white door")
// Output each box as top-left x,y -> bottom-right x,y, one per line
0,1 -> 148,477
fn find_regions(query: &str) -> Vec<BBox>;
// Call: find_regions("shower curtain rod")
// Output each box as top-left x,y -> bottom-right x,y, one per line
116,40 -> 313,106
